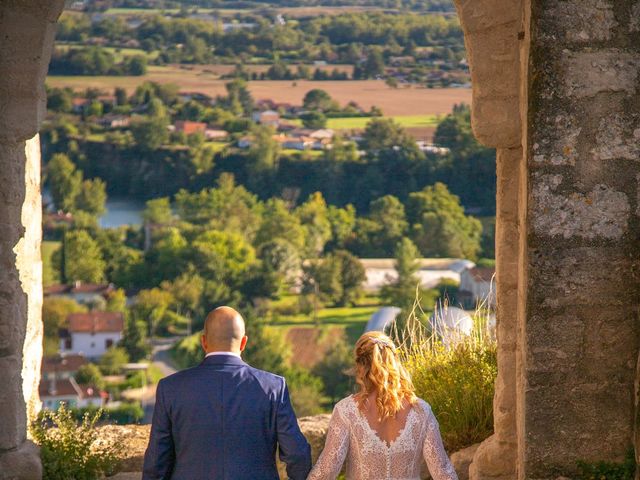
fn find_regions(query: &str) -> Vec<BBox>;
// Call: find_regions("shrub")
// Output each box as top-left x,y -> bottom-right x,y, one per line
394,301 -> 497,452
70,402 -> 144,425
30,404 -> 122,480
576,449 -> 635,480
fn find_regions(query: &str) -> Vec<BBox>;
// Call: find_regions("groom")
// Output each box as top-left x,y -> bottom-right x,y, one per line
142,306 -> 312,479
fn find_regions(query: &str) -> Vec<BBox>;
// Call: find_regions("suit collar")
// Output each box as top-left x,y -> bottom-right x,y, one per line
201,353 -> 247,367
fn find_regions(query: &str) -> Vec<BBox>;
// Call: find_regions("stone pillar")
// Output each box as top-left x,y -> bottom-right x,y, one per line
0,2 -> 64,479
452,1 -> 524,479
518,1 -> 640,476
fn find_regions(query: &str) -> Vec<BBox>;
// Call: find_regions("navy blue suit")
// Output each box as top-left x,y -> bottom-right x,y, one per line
142,354 -> 312,480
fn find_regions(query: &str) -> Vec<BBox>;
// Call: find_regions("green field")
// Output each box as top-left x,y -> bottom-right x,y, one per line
287,115 -> 440,130
55,44 -> 159,62
327,114 -> 440,130
42,240 -> 61,286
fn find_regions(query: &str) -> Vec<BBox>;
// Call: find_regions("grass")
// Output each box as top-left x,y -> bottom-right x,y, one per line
204,141 -> 229,153
326,114 -> 440,130
394,298 -> 497,452
42,240 -> 61,287
55,44 -> 159,62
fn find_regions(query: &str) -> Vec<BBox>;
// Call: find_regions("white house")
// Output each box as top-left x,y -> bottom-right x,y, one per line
252,110 -> 280,126
39,377 -> 105,411
44,281 -> 115,305
459,266 -> 496,308
59,311 -> 124,359
359,258 -> 475,292
41,354 -> 87,381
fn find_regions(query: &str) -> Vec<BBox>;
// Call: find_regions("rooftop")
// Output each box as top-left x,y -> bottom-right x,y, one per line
65,311 -> 124,334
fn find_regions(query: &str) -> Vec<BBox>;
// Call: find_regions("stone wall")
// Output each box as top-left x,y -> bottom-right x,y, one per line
456,0 -> 640,478
0,2 -> 65,479
521,0 -> 640,475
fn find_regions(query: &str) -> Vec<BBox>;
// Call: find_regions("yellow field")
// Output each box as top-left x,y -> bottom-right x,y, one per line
47,65 -> 471,117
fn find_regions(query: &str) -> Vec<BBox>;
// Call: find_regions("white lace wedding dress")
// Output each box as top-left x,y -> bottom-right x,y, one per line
307,395 -> 458,480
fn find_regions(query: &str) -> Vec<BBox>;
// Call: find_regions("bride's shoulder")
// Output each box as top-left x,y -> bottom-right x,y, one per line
412,397 -> 435,417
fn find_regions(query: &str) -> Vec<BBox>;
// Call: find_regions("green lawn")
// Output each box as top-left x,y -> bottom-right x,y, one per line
55,43 -> 159,62
286,115 -> 441,130
269,294 -> 380,344
204,141 -> 229,153
42,240 -> 61,286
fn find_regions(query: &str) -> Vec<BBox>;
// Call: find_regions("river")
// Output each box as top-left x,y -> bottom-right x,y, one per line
100,198 -> 145,228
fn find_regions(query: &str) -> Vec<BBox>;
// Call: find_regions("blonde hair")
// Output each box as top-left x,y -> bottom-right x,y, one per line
353,331 -> 417,420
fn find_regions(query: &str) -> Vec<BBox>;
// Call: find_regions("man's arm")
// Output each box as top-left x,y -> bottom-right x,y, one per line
276,380 -> 312,480
142,379 -> 175,480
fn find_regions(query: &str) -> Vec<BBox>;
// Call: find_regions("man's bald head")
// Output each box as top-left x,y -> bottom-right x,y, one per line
202,306 -> 247,354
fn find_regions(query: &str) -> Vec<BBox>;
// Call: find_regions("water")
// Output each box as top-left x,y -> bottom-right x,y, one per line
100,199 -> 144,228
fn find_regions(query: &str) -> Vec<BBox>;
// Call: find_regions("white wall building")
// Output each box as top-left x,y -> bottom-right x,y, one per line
39,377 -> 105,411
459,267 -> 496,308
59,311 -> 124,359
359,258 -> 475,292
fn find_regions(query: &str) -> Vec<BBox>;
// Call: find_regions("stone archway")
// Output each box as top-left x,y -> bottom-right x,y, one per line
1,1 -> 639,479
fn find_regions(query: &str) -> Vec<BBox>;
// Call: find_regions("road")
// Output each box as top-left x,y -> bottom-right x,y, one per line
142,337 -> 181,424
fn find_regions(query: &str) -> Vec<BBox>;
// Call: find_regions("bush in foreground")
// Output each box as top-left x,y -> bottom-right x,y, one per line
395,302 -> 497,452
30,404 -> 121,480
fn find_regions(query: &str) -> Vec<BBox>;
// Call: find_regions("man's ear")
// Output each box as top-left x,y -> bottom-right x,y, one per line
240,335 -> 248,352
201,334 -> 207,352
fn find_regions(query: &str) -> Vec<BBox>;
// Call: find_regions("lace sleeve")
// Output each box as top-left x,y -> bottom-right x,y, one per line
307,403 -> 350,480
421,402 -> 459,480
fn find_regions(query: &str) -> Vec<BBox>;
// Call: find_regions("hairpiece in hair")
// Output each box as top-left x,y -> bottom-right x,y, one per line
371,337 -> 394,349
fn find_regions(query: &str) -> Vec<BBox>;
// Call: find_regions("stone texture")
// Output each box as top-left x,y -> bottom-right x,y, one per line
540,0 -> 616,43
453,0 -> 522,148
451,443 -> 480,480
531,175 -> 630,240
0,441 -> 41,480
0,1 -> 64,478
532,114 -> 580,166
94,415 -> 332,479
561,51 -> 640,98
592,114 -> 640,161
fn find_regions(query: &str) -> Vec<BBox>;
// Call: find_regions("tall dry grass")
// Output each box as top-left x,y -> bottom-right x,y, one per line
392,290 -> 497,452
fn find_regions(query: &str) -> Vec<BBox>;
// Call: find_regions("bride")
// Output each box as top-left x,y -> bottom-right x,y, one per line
307,331 -> 458,480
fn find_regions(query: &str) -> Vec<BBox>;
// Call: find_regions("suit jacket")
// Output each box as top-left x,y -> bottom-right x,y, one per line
142,354 -> 312,480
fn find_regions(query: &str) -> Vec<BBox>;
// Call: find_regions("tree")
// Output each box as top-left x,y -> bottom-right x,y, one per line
131,116 -> 169,150
313,337 -> 352,402
385,77 -> 399,88
327,204 -> 356,249
62,230 -> 106,284
301,111 -> 327,129
75,178 -> 107,216
302,89 -> 334,112
192,230 -> 256,284
254,198 -> 305,251
120,316 -> 150,362
75,364 -> 105,390
131,288 -> 174,338
46,153 -> 82,212
361,118 -> 419,154
324,136 -> 358,163
381,237 -> 420,312
114,87 -> 127,106
258,239 -> 301,285
47,87 -> 73,113
105,289 -> 127,313
366,195 -> 408,256
224,79 -> 254,116
98,347 -> 129,375
161,268 -> 205,331
125,55 -> 147,75
363,48 -> 385,78
303,250 -> 365,307
408,182 -> 483,260
248,125 -> 280,174
142,197 -> 173,226
296,192 -> 332,257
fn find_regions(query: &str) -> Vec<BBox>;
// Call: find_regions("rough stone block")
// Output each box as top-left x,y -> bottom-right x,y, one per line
592,114 -> 640,161
631,2 -> 640,32
532,114 -> 580,166
0,440 -> 41,480
454,0 -> 520,34
540,0 -> 616,43
561,50 -> 640,98
451,443 -> 480,480
531,173 -> 630,240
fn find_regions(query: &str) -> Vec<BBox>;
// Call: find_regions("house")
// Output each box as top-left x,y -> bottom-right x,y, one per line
174,120 -> 207,135
238,136 -> 253,149
97,114 -> 130,128
42,354 -> 87,381
177,92 -> 214,105
416,141 -> 450,155
252,110 -> 280,127
358,258 -> 475,292
71,97 -> 90,114
458,267 -> 496,308
204,128 -> 228,140
39,377 -> 105,411
44,281 -> 115,305
59,311 -> 124,359
291,128 -> 334,140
